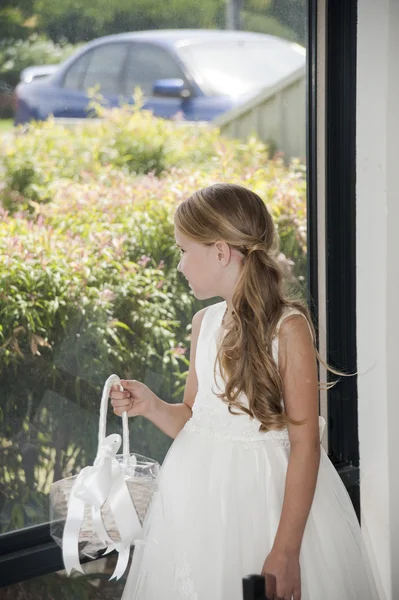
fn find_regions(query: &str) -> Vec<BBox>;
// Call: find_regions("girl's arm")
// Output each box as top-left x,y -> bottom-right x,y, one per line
118,307 -> 207,439
271,314 -> 321,556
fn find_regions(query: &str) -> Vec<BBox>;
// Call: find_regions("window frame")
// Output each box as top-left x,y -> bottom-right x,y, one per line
306,0 -> 319,330
324,0 -> 360,519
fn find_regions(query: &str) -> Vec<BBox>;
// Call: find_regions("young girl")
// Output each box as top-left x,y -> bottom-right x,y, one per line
110,184 -> 379,599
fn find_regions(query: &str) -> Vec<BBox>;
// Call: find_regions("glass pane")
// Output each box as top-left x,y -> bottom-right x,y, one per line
0,0 -> 308,568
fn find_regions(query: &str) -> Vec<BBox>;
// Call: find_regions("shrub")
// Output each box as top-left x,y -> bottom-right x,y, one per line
0,103 -> 267,212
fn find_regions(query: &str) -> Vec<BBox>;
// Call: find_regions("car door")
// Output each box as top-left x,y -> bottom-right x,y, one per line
55,42 -> 129,118
123,42 -> 197,120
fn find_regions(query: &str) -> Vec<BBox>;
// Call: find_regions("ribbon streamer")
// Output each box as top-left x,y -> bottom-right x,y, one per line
62,434 -> 142,580
319,415 -> 326,441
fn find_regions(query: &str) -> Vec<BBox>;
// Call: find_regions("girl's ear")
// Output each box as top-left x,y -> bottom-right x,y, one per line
215,241 -> 231,258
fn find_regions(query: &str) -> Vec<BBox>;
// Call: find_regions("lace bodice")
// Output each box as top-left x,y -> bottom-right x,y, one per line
184,301 -> 314,447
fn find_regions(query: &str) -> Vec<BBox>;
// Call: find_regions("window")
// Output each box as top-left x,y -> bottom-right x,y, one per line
63,51 -> 91,91
124,43 -> 186,97
2,0 -> 344,594
65,43 -> 129,96
83,43 -> 129,96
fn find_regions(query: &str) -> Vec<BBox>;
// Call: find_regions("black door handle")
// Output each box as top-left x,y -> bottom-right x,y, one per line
242,574 -> 267,600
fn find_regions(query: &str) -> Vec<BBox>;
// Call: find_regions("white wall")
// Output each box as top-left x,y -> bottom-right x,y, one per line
357,1 -> 399,598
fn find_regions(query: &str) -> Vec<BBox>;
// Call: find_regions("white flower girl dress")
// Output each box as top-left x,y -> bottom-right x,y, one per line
122,301 -> 379,600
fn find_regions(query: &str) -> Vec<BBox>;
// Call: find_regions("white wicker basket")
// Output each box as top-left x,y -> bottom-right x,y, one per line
49,374 -> 160,569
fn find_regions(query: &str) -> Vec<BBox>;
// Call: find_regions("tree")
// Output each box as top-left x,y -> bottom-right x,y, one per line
241,0 -> 305,43
33,0 -> 225,44
267,0 -> 306,44
0,1 -> 35,41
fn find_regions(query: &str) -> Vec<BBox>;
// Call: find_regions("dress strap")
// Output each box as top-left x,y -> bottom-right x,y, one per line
275,308 -> 314,340
203,301 -> 226,331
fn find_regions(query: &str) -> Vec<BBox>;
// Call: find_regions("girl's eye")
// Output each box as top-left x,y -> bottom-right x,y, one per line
179,249 -> 186,254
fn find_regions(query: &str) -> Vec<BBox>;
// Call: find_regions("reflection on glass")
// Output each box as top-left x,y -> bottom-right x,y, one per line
12,31 -> 305,125
0,0 -> 307,546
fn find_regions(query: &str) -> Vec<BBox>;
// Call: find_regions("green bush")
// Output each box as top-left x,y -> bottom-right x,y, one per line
0,34 -> 78,118
0,109 -> 306,532
0,34 -> 78,87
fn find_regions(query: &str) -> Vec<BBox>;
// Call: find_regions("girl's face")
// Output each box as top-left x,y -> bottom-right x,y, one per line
174,228 -> 222,300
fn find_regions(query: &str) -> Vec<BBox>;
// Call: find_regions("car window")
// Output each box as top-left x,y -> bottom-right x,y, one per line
82,43 -> 129,96
63,51 -> 91,91
63,43 -> 129,96
124,43 -> 186,97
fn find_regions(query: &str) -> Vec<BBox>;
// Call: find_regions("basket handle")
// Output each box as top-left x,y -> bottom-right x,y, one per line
98,374 -> 130,465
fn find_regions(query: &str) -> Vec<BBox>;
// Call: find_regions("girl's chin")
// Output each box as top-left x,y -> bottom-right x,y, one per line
187,282 -> 213,301
191,290 -> 211,301
188,283 -> 200,298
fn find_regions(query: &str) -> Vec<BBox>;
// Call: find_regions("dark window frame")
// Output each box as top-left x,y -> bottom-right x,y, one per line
0,0 -> 360,586
324,0 -> 360,520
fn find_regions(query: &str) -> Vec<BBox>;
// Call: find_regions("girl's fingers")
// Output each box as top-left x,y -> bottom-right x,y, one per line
120,379 -> 138,391
110,390 -> 131,400
112,401 -> 130,408
112,402 -> 132,415
111,395 -> 132,410
265,574 -> 276,599
111,396 -> 130,406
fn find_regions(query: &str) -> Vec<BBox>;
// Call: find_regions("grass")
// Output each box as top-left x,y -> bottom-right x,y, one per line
0,119 -> 13,132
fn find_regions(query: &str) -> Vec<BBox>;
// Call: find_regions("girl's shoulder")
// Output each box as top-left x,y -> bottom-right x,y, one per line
194,300 -> 225,330
272,308 -> 314,368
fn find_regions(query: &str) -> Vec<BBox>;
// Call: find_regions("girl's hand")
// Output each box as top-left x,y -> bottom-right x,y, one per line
261,549 -> 301,600
110,379 -> 157,419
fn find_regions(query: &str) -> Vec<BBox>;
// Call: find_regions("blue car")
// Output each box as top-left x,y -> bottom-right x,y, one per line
14,29 -> 305,125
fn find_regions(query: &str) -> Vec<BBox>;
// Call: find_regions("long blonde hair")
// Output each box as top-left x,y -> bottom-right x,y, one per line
175,183 -> 316,432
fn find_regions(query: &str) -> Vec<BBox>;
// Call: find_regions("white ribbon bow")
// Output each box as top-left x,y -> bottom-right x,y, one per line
62,433 -> 142,580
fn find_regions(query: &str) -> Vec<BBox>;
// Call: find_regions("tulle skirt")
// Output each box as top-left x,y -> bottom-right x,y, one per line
122,427 -> 379,600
